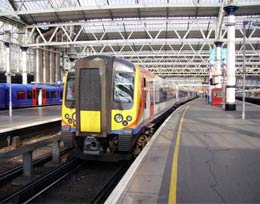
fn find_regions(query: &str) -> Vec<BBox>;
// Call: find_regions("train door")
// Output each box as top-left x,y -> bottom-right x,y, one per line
42,88 -> 46,105
75,58 -> 112,135
37,89 -> 43,106
32,88 -> 43,106
32,88 -> 37,106
149,81 -> 155,122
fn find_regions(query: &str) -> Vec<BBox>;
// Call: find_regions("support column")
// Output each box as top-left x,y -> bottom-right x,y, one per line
56,51 -> 61,81
21,46 -> 29,84
214,41 -> 223,89
36,40 -> 43,83
4,37 -> 13,117
4,42 -> 11,83
49,48 -> 55,84
43,48 -> 50,83
61,52 -> 65,80
224,5 -> 238,111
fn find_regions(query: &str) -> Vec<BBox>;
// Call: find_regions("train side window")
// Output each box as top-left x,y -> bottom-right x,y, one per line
27,91 -> 32,99
51,91 -> 57,98
46,91 -> 50,98
17,91 -> 25,100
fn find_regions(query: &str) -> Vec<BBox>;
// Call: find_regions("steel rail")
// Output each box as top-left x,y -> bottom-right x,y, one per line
0,157 -> 79,204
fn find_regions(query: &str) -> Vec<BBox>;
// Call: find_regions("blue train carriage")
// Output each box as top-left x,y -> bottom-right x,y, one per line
0,83 -> 35,108
61,55 -> 187,161
0,83 -> 63,109
0,83 -> 7,109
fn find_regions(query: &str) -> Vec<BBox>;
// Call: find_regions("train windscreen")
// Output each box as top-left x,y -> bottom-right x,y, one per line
112,60 -> 135,110
65,71 -> 75,108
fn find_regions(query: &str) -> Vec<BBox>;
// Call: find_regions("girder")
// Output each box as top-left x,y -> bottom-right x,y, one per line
0,1 -> 260,79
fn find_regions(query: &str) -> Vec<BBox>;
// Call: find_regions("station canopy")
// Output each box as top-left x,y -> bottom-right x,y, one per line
0,0 -> 260,79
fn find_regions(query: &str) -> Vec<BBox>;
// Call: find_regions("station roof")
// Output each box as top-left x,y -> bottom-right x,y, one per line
0,1 -> 260,24
0,0 -> 260,78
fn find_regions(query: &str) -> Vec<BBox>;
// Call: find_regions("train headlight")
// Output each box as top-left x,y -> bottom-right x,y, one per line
65,114 -> 69,119
114,114 -> 123,123
72,113 -> 76,121
126,116 -> 132,121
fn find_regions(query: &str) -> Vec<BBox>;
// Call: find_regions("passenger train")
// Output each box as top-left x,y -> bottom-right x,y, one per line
61,55 -> 195,160
0,83 -> 63,109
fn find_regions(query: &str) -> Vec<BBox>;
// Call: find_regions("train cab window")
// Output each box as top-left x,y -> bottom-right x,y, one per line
65,71 -> 75,108
66,78 -> 75,101
113,72 -> 134,103
17,91 -> 25,100
27,91 -> 32,99
113,60 -> 135,109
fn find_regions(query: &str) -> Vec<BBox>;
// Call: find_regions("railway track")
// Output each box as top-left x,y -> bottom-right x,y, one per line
0,147 -> 71,187
0,152 -> 51,186
0,158 -> 80,203
0,158 -> 130,204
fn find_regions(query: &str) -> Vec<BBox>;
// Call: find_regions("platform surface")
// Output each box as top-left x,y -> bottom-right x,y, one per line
106,98 -> 260,203
0,106 -> 61,133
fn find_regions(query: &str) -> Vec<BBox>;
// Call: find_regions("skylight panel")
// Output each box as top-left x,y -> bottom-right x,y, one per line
0,0 -> 14,11
79,0 -> 107,6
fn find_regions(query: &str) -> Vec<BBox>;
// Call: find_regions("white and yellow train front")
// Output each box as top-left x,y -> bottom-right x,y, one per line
61,55 -> 181,159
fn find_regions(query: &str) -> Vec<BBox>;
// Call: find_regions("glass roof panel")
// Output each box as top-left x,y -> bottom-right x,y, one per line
0,0 -> 14,11
0,0 -> 259,12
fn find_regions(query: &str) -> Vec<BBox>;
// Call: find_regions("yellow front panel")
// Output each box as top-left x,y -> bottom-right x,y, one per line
80,111 -> 101,132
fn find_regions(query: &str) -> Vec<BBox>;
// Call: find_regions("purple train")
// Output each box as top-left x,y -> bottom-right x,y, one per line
0,83 -> 63,109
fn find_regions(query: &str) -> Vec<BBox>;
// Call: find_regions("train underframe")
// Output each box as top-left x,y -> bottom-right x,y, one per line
61,125 -> 154,161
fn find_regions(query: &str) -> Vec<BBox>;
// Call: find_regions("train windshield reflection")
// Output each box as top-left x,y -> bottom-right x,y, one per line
113,72 -> 134,103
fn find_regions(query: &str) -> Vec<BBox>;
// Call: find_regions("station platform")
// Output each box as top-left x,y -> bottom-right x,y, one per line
106,98 -> 260,203
0,106 -> 61,134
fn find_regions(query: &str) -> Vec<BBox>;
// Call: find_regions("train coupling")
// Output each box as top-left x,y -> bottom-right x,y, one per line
83,136 -> 100,155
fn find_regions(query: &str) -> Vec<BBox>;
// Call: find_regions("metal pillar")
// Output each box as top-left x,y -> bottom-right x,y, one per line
50,48 -> 55,83
21,46 -> 28,84
208,64 -> 214,103
43,48 -> 50,83
224,5 -> 238,111
214,41 -> 223,89
4,32 -> 12,117
242,21 -> 249,119
36,40 -> 43,83
43,47 -> 46,83
56,52 -> 61,81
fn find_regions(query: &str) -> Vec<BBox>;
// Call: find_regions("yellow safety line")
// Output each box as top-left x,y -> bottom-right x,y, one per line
168,104 -> 191,204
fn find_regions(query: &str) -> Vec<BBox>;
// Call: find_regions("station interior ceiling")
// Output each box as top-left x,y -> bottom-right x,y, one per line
0,0 -> 260,89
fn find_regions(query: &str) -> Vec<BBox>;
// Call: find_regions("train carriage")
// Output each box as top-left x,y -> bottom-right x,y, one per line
0,83 -> 6,109
0,83 -> 63,109
61,55 -> 191,160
